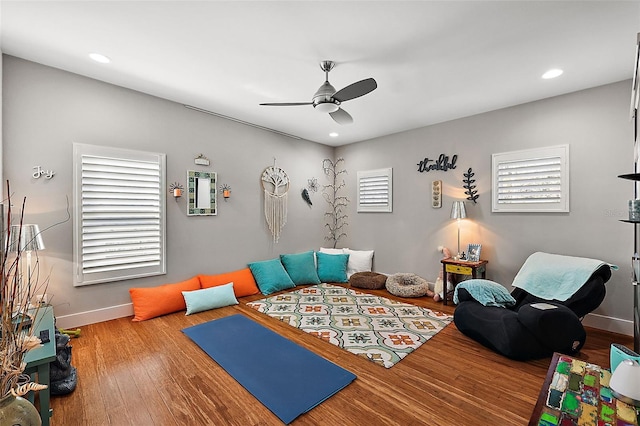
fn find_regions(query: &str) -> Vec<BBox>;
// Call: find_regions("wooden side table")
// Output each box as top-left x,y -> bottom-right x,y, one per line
441,258 -> 488,305
24,306 -> 56,426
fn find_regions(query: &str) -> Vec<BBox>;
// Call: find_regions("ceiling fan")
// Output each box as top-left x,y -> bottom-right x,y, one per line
260,60 -> 377,125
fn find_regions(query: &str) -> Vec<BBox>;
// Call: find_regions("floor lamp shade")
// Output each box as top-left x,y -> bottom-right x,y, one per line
8,224 -> 45,252
450,201 -> 467,220
7,224 -> 45,311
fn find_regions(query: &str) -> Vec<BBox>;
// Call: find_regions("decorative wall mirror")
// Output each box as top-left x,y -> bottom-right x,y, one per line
187,170 -> 217,216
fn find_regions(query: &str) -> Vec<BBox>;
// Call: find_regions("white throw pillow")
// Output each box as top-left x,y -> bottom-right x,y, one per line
344,249 -> 374,277
319,247 -> 347,254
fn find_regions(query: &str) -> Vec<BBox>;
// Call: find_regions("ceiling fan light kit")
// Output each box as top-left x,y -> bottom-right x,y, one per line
260,60 -> 377,125
315,102 -> 339,113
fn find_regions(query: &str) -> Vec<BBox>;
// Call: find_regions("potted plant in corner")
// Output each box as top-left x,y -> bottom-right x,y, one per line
0,183 -> 47,425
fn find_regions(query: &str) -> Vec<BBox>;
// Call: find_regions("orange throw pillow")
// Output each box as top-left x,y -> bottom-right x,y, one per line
199,268 -> 259,297
129,276 -> 201,321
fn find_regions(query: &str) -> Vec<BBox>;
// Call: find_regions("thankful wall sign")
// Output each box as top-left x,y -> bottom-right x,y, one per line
417,154 -> 458,173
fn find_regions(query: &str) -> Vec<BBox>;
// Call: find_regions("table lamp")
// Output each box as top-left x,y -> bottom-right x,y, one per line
450,201 -> 467,260
610,359 -> 640,406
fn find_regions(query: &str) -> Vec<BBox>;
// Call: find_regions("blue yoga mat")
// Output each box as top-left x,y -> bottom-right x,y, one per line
182,314 -> 356,424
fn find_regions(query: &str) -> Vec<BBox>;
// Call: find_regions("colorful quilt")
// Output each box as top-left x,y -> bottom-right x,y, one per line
247,283 -> 453,368
532,353 -> 639,426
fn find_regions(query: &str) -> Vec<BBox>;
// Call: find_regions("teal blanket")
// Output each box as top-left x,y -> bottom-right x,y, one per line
453,279 -> 516,307
511,252 -> 617,301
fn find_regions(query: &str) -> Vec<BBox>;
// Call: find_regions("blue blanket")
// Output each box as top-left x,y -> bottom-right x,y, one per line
511,252 -> 617,301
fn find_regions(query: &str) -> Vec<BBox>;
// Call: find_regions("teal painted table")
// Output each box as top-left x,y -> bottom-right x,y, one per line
24,306 -> 56,426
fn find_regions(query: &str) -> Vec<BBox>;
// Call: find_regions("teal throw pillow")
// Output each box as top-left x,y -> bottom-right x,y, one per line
182,282 -> 239,315
248,258 -> 296,295
316,252 -> 349,283
453,279 -> 516,308
280,250 -> 321,285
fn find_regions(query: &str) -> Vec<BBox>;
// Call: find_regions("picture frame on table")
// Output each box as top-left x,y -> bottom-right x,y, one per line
467,243 -> 482,262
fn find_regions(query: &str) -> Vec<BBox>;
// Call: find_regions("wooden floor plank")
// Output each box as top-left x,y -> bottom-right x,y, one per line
49,285 -> 633,425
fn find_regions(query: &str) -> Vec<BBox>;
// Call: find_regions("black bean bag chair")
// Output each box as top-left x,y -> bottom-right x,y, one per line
454,256 -> 612,361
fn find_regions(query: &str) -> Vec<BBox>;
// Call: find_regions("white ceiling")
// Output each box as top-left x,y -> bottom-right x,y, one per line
1,1 -> 639,146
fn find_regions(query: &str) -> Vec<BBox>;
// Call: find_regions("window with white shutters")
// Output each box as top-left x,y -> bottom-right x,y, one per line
357,168 -> 393,213
73,144 -> 166,286
492,145 -> 569,213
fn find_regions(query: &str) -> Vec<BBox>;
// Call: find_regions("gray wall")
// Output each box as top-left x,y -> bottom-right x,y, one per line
337,80 -> 634,331
2,56 -> 333,320
3,55 -> 635,332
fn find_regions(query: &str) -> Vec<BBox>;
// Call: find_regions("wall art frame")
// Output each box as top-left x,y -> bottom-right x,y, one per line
467,243 -> 482,262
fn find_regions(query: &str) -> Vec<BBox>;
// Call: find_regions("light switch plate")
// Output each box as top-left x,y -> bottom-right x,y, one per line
432,180 -> 442,208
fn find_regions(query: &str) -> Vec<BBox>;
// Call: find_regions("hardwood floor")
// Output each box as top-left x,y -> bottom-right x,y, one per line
49,285 -> 633,425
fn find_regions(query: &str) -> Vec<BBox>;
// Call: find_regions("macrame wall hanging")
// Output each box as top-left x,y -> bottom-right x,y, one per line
261,162 -> 290,243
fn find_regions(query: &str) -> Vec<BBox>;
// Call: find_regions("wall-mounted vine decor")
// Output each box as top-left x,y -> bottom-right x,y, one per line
322,158 -> 348,248
463,167 -> 479,204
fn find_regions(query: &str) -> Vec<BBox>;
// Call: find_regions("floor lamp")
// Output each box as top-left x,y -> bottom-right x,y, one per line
450,201 -> 467,260
8,224 -> 45,310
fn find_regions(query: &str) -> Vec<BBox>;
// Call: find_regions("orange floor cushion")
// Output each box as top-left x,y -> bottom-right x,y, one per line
199,268 -> 260,297
129,276 -> 200,321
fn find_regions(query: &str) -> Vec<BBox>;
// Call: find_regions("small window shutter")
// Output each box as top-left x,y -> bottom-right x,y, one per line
73,144 -> 166,286
492,145 -> 569,212
357,168 -> 393,212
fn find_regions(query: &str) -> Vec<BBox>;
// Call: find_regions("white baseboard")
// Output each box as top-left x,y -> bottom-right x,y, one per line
53,302 -> 635,339
55,303 -> 134,329
582,312 -> 634,337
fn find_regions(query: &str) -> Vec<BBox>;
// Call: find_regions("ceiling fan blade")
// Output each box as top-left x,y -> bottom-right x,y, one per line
259,102 -> 313,106
329,108 -> 353,125
332,78 -> 377,102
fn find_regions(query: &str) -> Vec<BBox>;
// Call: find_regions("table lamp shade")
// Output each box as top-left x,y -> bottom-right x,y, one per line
610,359 -> 640,406
8,224 -> 45,252
450,201 -> 467,259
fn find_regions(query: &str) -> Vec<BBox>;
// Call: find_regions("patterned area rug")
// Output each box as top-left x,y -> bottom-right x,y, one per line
247,283 -> 453,368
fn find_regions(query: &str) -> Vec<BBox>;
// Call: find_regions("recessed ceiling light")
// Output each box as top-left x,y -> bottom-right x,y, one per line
542,68 -> 563,79
329,132 -> 339,137
89,53 -> 111,64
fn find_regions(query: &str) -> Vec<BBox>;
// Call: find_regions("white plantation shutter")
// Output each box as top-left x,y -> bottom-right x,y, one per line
492,145 -> 569,213
357,168 -> 393,212
73,144 -> 166,286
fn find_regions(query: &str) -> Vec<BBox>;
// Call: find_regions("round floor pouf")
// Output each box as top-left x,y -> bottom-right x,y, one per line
349,272 -> 388,290
386,273 -> 430,297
